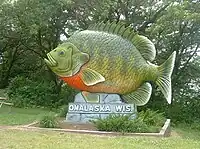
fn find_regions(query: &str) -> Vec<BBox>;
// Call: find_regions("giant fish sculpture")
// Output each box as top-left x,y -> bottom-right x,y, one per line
45,22 -> 176,106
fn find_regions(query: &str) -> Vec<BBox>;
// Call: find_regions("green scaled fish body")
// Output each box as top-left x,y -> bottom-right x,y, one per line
68,30 -> 151,93
44,22 -> 176,106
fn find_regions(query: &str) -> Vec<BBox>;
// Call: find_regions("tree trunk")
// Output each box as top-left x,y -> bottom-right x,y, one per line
0,45 -> 19,89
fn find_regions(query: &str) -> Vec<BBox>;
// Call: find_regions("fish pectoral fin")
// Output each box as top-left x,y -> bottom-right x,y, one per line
122,82 -> 152,106
81,68 -> 105,86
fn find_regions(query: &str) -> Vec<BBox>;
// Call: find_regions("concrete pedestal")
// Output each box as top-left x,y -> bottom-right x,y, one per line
66,93 -> 137,123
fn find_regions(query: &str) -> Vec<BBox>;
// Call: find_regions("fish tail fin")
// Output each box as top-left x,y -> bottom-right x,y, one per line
156,51 -> 176,104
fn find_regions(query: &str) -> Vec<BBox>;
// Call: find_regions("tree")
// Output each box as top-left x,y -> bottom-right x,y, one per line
147,1 -> 200,102
0,0 -> 70,91
0,2 -> 21,88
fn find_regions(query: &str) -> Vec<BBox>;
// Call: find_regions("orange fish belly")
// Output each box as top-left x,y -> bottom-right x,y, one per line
60,71 -> 120,93
60,73 -> 89,91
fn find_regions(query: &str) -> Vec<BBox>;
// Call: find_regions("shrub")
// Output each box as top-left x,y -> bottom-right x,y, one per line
7,76 -> 65,108
39,114 -> 58,128
190,121 -> 200,131
141,94 -> 200,125
57,105 -> 69,117
92,114 -> 131,132
138,109 -> 165,127
92,110 -> 165,133
56,84 -> 78,106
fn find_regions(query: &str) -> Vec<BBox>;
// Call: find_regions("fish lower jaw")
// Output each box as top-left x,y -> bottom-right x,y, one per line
56,71 -> 73,77
44,58 -> 52,67
47,53 -> 57,67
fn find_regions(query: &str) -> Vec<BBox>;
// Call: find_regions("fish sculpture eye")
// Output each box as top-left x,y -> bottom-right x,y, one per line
59,50 -> 65,57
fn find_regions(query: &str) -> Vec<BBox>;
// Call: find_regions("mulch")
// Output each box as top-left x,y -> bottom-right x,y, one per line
31,119 -> 97,131
58,121 -> 97,131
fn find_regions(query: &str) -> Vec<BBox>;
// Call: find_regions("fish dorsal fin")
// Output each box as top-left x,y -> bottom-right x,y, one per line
88,21 -> 134,39
122,82 -> 152,106
131,35 -> 156,62
88,21 -> 156,62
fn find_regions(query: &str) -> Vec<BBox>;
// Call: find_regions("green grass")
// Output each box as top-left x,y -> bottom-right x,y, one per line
0,128 -> 200,149
0,105 -> 53,125
0,88 -> 56,125
175,126 -> 200,140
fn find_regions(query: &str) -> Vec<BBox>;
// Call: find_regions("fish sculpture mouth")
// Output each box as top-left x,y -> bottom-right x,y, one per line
44,53 -> 58,67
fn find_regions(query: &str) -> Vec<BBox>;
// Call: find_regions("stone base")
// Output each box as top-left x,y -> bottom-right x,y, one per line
66,93 -> 137,123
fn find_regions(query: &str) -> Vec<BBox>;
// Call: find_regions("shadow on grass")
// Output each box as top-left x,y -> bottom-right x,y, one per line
173,125 -> 200,140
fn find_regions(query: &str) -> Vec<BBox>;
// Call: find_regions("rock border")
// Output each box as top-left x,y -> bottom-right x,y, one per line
0,119 -> 171,137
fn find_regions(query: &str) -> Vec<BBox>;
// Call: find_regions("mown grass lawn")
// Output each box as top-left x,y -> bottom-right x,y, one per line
0,128 -> 200,149
0,88 -> 55,126
0,105 -> 53,125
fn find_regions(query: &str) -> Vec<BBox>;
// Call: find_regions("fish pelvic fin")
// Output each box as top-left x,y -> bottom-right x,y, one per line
156,51 -> 176,104
82,91 -> 100,103
122,82 -> 152,106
